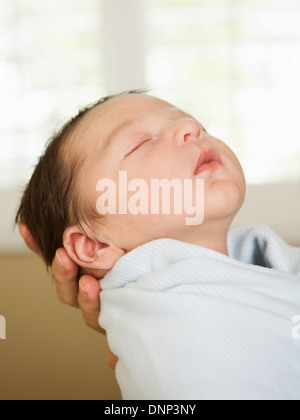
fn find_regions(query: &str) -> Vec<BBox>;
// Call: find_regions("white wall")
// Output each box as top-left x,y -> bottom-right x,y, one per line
101,0 -> 147,93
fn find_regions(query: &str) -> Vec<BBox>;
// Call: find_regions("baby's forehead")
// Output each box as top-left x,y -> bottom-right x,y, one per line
92,94 -> 181,122
76,94 -> 188,152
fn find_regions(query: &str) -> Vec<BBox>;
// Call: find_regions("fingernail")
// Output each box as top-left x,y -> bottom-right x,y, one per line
55,250 -> 65,272
79,282 -> 88,299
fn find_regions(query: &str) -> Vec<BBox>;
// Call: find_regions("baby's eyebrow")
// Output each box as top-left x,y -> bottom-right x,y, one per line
102,119 -> 139,152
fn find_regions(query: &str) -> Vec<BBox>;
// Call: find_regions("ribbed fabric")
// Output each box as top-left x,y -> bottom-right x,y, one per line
99,226 -> 300,400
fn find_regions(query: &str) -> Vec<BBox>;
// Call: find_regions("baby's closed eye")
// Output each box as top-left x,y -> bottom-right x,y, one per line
125,138 -> 153,157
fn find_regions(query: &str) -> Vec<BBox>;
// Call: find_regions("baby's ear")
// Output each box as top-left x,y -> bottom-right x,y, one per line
63,225 -> 125,270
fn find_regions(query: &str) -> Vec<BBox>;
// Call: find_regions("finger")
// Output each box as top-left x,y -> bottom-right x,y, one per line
78,276 -> 105,334
52,248 -> 79,308
19,222 -> 42,257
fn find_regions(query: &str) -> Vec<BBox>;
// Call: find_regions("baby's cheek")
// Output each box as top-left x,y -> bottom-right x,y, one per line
213,137 -> 234,156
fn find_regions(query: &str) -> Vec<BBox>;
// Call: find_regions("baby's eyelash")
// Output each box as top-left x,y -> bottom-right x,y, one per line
126,139 -> 151,156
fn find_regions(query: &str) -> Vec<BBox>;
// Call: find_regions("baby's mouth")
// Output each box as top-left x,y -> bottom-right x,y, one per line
194,149 -> 222,175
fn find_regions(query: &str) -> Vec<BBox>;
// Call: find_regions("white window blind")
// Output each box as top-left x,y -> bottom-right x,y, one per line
0,0 -> 104,190
146,0 -> 300,184
1,0 -> 300,190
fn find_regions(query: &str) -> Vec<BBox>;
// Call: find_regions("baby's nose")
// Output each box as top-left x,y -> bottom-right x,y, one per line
173,119 -> 203,147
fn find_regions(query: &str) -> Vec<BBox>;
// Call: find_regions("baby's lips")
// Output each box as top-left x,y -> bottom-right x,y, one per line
194,148 -> 221,175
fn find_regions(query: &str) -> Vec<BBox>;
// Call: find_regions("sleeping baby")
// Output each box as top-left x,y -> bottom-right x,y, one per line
16,91 -> 300,400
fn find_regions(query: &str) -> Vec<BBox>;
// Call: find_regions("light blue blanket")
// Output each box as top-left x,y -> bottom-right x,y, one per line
99,226 -> 300,400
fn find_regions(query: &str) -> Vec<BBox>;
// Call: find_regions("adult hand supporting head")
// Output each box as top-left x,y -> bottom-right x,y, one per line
18,222 -> 118,368
53,247 -> 105,334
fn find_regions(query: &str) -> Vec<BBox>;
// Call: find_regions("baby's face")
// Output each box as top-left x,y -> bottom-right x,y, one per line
79,94 -> 246,252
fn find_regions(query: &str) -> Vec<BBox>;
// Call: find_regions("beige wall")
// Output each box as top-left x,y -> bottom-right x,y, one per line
0,253 -> 122,400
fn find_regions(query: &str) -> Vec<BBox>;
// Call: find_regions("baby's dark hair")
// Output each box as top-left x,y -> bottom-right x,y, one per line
15,90 -> 145,267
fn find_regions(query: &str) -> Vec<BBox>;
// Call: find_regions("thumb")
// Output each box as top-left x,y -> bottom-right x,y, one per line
78,275 -> 105,334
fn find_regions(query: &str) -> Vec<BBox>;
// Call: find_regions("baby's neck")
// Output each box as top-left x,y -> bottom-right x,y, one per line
205,240 -> 229,256
169,220 -> 230,257
179,235 -> 229,256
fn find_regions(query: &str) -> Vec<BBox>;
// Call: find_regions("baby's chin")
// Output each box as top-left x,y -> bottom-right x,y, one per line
204,178 -> 245,222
